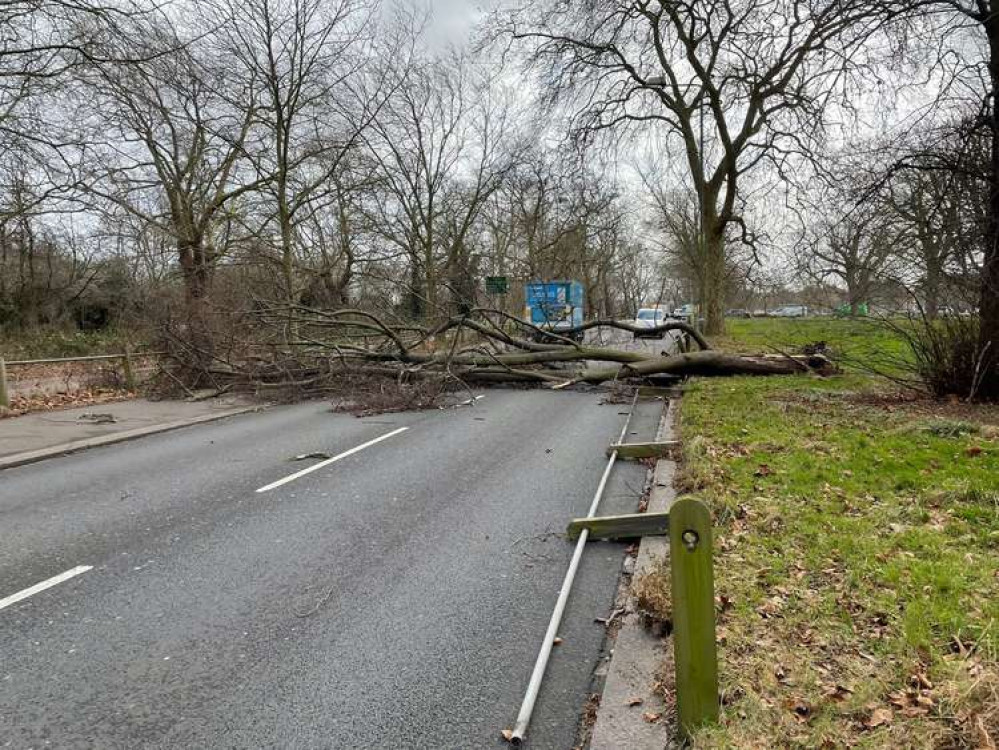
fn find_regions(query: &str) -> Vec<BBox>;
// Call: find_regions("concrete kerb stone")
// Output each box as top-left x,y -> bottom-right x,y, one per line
0,404 -> 264,471
589,396 -> 680,750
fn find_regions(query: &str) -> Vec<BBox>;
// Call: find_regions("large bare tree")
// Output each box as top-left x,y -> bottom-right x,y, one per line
505,0 -> 892,334
801,201 -> 901,315
364,54 -> 513,320
219,0 -> 383,318
76,19 -> 265,352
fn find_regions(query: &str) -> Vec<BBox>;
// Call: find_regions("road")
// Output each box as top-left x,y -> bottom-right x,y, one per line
0,386 -> 664,749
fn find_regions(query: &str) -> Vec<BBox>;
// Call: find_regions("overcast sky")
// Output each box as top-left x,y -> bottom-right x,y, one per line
420,0 -> 492,46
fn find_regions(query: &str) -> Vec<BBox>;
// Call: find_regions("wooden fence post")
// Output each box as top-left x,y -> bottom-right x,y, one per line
122,348 -> 137,392
670,497 -> 719,737
0,357 -> 8,409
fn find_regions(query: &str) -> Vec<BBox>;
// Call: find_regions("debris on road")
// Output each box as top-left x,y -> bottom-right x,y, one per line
78,412 -> 117,424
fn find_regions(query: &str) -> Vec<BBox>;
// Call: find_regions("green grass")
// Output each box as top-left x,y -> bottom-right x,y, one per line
671,319 -> 999,748
717,317 -> 912,375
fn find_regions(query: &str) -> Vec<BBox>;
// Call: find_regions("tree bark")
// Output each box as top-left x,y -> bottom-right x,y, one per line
702,226 -> 726,335
980,11 -> 999,399
568,351 -> 835,385
177,237 -> 215,367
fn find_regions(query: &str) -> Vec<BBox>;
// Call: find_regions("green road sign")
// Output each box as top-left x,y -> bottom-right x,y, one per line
485,276 -> 508,294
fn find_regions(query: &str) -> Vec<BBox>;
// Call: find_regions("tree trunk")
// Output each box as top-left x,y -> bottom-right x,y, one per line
923,260 -> 941,320
178,237 -> 213,304
178,237 -> 215,367
702,224 -> 726,335
979,16 -> 999,399
571,351 -> 836,385
407,259 -> 425,320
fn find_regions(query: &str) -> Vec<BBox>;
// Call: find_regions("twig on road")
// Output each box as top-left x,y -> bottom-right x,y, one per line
294,585 -> 337,618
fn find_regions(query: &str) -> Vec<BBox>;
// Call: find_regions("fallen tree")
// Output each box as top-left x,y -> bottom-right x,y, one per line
158,306 -> 837,404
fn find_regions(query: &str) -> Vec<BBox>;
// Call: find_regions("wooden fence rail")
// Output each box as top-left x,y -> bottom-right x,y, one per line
0,350 -> 165,409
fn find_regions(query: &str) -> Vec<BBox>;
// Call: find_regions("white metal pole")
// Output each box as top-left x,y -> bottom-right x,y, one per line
509,392 -> 639,743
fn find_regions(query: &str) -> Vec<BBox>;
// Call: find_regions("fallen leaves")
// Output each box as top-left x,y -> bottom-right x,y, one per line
1,387 -> 130,419
821,684 -> 853,703
886,674 -> 936,718
863,706 -> 893,729
642,711 -> 662,724
756,594 -> 785,619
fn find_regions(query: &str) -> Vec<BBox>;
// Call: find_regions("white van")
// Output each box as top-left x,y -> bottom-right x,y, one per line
633,308 -> 668,338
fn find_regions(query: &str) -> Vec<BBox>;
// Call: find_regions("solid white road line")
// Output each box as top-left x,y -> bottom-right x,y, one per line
0,565 -> 93,612
255,426 -> 410,493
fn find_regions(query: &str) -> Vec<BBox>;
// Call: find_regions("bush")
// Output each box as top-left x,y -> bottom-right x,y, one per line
0,329 -> 136,360
892,314 -> 999,401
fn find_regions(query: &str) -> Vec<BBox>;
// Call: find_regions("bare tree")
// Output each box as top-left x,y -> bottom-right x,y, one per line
504,0 -> 893,334
219,0 -> 385,321
1,0 -> 153,151
364,53 -> 513,320
801,202 -> 901,316
883,1 -> 999,396
75,19 -> 265,354
0,163 -> 99,327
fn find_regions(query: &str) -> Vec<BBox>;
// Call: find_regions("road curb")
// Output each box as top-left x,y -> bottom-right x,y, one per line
0,404 -> 264,471
589,397 -> 680,750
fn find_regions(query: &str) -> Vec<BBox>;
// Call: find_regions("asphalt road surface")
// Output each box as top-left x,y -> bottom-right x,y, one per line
0,386 -> 664,749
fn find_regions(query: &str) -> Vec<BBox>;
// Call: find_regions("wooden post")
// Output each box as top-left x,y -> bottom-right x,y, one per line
122,348 -> 137,392
0,357 -> 8,409
669,497 -> 719,737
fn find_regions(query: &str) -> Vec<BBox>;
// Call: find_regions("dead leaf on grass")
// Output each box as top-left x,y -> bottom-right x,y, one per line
822,684 -> 853,703
864,706 -> 893,729
911,672 -> 933,690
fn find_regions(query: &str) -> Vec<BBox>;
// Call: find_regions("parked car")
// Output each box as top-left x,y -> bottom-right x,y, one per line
672,303 -> 698,318
771,305 -> 808,318
633,307 -> 668,338
726,308 -> 752,318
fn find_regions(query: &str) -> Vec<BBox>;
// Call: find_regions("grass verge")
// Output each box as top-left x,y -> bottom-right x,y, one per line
676,320 -> 999,748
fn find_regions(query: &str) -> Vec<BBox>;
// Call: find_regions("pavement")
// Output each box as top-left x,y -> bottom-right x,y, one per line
0,388 -> 663,749
0,397 -> 260,468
